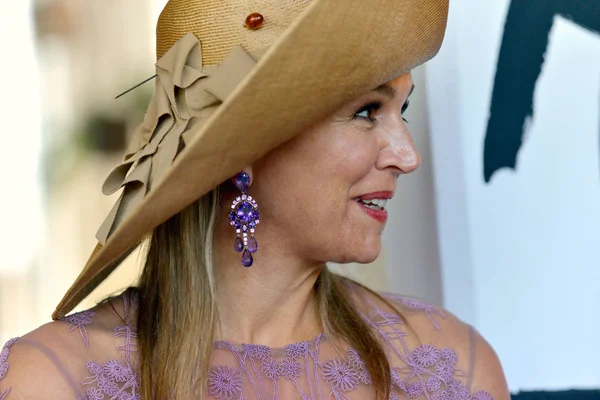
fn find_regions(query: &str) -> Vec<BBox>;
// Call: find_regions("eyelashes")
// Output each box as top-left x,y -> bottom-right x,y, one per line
353,100 -> 410,124
401,100 -> 410,118
353,101 -> 382,122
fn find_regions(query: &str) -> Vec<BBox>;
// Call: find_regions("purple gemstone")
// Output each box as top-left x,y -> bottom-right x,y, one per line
248,237 -> 258,253
237,202 -> 255,222
229,211 -> 236,221
233,172 -> 251,192
249,220 -> 256,228
241,249 -> 253,267
242,225 -> 248,232
255,209 -> 261,220
235,221 -> 242,229
234,237 -> 244,252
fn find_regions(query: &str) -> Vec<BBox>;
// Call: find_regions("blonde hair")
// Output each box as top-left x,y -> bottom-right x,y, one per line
136,186 -> 396,399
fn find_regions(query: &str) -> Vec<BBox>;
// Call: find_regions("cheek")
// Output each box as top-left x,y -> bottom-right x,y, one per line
335,141 -> 378,181
258,125 -> 376,195
303,129 -> 378,189
251,125 -> 382,259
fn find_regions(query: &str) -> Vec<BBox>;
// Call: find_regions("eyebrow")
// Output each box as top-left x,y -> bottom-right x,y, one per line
374,83 -> 415,99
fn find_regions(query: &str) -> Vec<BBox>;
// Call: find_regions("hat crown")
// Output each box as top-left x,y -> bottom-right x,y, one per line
157,0 -> 312,64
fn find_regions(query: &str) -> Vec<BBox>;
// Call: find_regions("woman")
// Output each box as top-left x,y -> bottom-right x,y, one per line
0,0 -> 509,399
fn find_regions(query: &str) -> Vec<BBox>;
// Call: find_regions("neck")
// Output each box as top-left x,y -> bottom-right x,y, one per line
212,197 -> 324,347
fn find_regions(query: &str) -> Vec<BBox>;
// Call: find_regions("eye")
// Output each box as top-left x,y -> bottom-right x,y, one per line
401,100 -> 410,123
353,101 -> 382,122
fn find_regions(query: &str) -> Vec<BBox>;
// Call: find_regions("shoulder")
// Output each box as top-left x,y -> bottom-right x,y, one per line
390,294 -> 509,399
344,280 -> 510,399
0,321 -> 85,398
0,290 -> 136,399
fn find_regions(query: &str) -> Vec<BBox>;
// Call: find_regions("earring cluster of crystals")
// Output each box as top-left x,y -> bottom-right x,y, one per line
229,172 -> 260,267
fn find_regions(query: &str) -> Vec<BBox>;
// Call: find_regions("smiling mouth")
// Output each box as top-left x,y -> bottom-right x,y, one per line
355,198 -> 388,211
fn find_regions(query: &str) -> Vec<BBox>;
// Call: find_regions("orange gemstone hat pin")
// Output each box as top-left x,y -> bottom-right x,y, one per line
245,12 -> 264,30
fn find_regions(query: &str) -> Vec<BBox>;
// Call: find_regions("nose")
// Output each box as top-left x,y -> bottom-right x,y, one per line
376,124 -> 421,175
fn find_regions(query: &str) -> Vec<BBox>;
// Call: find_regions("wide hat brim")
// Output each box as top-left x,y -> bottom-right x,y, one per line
53,0 -> 449,319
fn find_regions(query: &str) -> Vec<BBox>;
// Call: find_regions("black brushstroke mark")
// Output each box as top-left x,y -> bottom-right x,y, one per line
484,0 -> 600,183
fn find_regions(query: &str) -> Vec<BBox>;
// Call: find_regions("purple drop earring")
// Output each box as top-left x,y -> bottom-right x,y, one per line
229,172 -> 260,267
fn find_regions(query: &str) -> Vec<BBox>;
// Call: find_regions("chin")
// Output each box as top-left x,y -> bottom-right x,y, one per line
331,243 -> 381,264
352,251 -> 380,264
355,237 -> 382,263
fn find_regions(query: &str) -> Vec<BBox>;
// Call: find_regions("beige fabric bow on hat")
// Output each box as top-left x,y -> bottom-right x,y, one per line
97,33 -> 269,244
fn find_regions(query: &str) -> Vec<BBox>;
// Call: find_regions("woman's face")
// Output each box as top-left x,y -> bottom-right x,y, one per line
250,72 -> 418,264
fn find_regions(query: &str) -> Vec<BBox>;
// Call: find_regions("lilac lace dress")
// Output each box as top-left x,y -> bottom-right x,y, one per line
0,287 -> 495,399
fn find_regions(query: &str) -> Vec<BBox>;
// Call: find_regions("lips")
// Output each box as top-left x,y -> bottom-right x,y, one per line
353,191 -> 393,223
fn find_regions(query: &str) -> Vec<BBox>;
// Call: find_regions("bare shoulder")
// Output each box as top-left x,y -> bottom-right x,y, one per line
345,281 -> 510,399
0,293 -> 133,399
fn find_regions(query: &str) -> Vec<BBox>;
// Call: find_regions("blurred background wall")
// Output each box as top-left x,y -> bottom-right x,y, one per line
0,0 -> 598,395
0,0 -> 169,339
426,0 -> 600,392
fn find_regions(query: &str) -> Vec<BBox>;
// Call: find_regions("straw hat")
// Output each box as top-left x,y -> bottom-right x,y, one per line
53,0 -> 449,319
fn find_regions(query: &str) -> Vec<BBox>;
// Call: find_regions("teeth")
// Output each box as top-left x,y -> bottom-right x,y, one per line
357,198 -> 387,209
373,199 -> 387,208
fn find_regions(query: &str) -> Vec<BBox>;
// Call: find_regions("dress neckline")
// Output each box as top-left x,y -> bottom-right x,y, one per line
214,332 -> 327,354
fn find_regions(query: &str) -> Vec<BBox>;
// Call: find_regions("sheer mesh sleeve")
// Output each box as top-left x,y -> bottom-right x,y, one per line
0,290 -> 139,399
0,333 -> 89,399
0,338 -> 18,399
349,286 -> 497,400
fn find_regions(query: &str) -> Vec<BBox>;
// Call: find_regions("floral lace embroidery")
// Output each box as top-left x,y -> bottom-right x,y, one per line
1,290 -> 496,399
285,342 -> 308,359
210,325 -> 496,400
391,344 -> 474,399
61,310 -> 96,347
382,292 -> 447,331
322,358 -> 360,393
80,290 -> 140,400
472,390 -> 495,400
347,348 -> 372,385
247,344 -> 271,360
279,357 -> 303,380
208,366 -> 245,399
114,292 -> 138,366
261,358 -> 280,380
82,360 -> 139,400
0,338 -> 19,400
207,337 -> 495,399
211,335 -> 326,400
